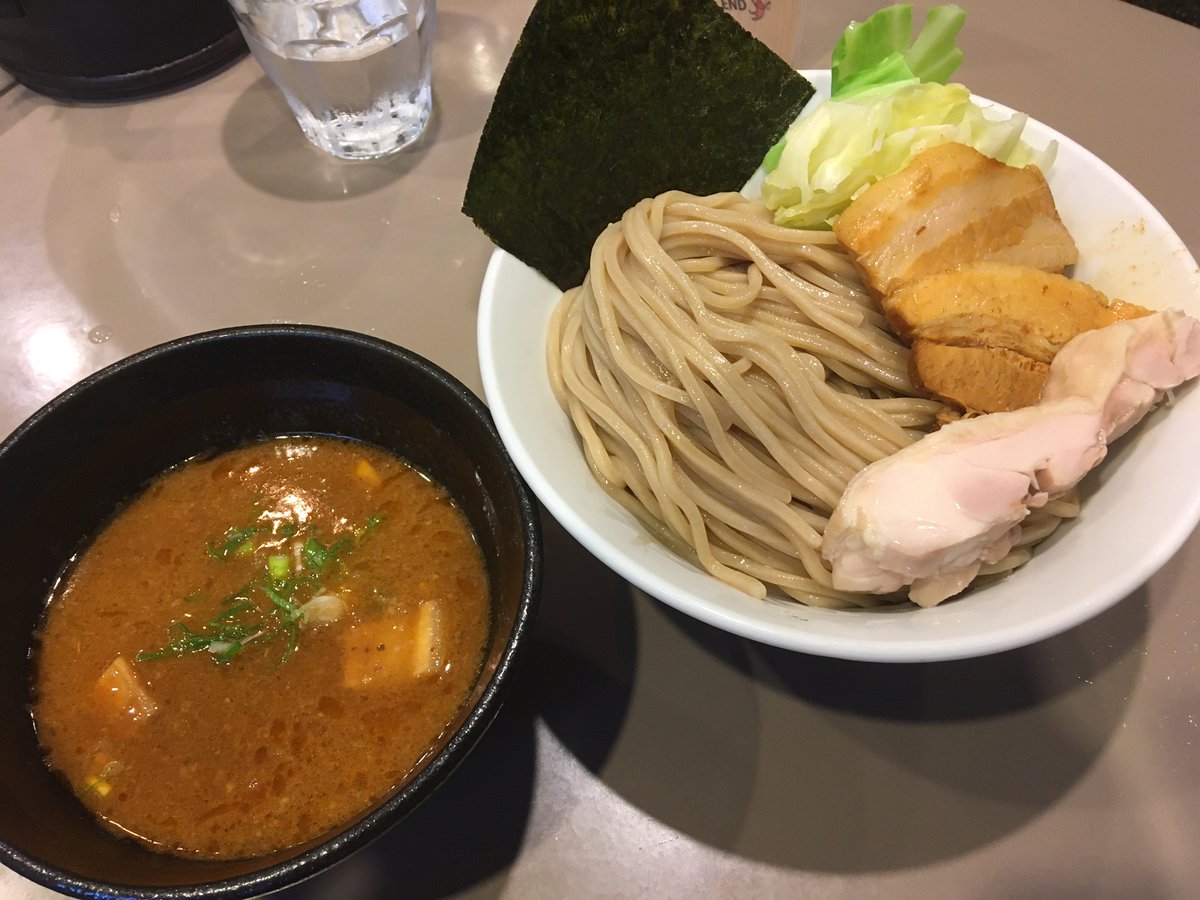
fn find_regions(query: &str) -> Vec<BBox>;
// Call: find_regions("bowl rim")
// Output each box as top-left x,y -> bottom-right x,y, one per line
0,323 -> 543,899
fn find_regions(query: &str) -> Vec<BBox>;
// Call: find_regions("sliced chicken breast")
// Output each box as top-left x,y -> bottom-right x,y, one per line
822,310 -> 1200,607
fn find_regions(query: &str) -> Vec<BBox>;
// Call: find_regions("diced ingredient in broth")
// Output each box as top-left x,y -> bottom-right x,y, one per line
33,437 -> 490,859
94,656 -> 157,722
823,311 -> 1200,606
833,142 -> 1078,296
341,601 -> 444,687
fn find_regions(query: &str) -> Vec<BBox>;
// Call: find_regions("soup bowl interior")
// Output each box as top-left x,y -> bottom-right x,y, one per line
0,325 -> 540,897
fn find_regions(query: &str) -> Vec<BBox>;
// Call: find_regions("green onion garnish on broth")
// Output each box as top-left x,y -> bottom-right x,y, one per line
356,513 -> 386,539
267,554 -> 290,581
140,514 -> 382,667
279,620 -> 300,665
82,760 -> 123,796
205,525 -> 259,561
302,535 -> 352,575
301,536 -> 327,572
259,582 -> 303,623
138,593 -> 286,666
136,622 -> 227,662
211,600 -> 256,621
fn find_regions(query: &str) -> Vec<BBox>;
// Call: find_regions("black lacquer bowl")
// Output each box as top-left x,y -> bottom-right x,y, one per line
0,325 -> 541,898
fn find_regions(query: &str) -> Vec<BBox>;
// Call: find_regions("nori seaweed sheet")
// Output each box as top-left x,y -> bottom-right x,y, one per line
462,0 -> 816,291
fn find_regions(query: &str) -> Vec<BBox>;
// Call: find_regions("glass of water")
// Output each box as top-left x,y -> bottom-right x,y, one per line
228,0 -> 436,160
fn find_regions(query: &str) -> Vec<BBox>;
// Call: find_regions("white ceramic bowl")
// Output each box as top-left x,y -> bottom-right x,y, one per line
477,71 -> 1200,663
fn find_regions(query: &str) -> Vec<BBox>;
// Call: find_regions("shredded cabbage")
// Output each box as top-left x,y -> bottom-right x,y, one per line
761,81 -> 1057,230
760,3 -> 1055,230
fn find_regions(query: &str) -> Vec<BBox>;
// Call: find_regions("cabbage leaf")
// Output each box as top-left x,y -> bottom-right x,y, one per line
761,3 -> 1055,230
762,82 -> 1055,230
831,4 -> 966,99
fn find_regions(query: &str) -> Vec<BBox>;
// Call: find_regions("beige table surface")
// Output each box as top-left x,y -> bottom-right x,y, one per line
2,1 -> 1199,897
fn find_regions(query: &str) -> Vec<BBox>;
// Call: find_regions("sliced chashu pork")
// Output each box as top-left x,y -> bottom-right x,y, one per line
886,262 -> 1152,352
910,342 -> 1048,413
834,142 -> 1079,296
888,262 -> 1153,412
821,310 -> 1200,607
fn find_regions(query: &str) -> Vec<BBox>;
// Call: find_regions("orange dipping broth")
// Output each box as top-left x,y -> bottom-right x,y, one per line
33,436 -> 491,859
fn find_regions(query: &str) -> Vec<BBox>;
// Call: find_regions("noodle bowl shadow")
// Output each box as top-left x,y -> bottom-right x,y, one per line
0,325 -> 542,898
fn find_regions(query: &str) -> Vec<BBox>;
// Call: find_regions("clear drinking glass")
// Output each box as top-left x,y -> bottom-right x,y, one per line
228,0 -> 436,160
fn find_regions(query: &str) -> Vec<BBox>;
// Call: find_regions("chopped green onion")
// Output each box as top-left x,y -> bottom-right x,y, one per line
211,601 -> 256,622
136,622 -> 216,661
303,536 -> 328,572
83,761 -> 122,794
206,525 -> 259,561
354,513 -> 387,540
302,535 -> 351,575
278,621 -> 300,665
267,554 -> 290,581
212,634 -> 257,665
148,516 -> 378,668
222,584 -> 255,606
259,582 -> 302,622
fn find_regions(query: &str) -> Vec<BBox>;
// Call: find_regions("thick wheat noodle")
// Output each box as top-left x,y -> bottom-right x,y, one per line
735,308 -> 912,390
604,260 -> 860,501
547,191 -> 1073,607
